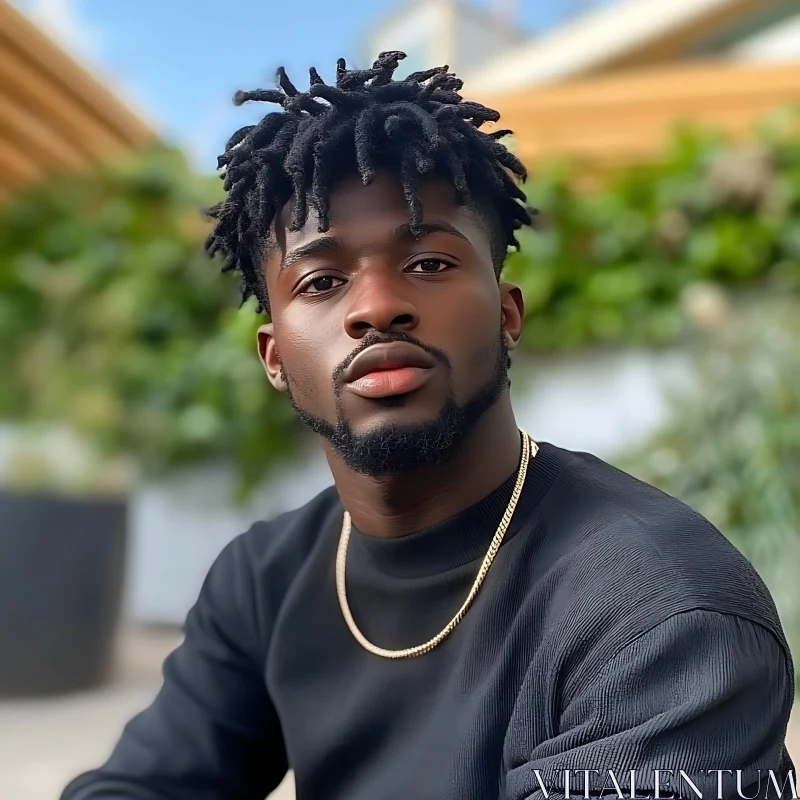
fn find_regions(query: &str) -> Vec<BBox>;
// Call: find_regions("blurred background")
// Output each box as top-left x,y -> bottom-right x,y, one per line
1,0 -> 799,797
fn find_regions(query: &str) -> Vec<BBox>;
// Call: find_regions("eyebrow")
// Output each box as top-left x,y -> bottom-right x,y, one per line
279,220 -> 470,271
281,236 -> 341,271
395,221 -> 470,244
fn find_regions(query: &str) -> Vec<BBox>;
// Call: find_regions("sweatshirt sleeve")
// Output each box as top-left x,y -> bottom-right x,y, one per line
60,531 -> 288,800
505,610 -> 795,800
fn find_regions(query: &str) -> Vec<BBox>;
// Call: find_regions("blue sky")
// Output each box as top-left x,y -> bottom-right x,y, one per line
11,0 -> 605,171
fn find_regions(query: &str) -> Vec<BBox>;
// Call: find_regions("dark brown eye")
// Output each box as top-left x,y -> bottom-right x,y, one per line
409,259 -> 451,273
299,275 -> 343,295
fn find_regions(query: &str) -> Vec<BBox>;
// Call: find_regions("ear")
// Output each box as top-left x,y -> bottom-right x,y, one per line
499,283 -> 524,351
257,323 -> 288,393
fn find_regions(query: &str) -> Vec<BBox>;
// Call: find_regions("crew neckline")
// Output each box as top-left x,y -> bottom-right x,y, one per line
337,440 -> 562,579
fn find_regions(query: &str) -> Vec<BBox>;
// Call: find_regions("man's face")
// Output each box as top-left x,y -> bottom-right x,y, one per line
258,170 -> 523,477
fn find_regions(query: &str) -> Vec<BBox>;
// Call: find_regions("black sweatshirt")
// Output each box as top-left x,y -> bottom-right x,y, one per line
62,442 -> 796,800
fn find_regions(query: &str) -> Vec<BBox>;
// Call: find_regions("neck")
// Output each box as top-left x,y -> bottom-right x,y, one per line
324,397 -> 522,539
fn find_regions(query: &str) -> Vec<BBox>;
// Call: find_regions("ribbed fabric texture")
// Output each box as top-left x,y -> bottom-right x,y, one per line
61,442 -> 795,800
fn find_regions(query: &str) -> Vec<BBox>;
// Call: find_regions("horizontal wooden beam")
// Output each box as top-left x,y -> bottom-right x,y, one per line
0,0 -> 156,204
0,46 -> 129,158
485,61 -> 800,112
0,136 -> 43,191
0,1 -> 154,149
0,88 -> 91,172
478,61 -> 800,170
598,0 -> 780,72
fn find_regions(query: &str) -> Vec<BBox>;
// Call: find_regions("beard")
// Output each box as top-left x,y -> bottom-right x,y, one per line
280,329 -> 511,478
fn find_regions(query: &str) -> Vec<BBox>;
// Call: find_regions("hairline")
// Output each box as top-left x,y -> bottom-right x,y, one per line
259,172 -> 507,276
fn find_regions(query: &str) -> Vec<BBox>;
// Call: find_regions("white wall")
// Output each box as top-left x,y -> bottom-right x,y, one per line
464,0 -> 743,93
729,13 -> 800,64
364,0 -> 522,82
363,1 -> 451,75
125,451 -> 334,622
510,346 -> 691,455
454,10 -> 522,76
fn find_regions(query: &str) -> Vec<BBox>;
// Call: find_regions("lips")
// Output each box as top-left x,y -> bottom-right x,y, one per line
343,343 -> 437,399
344,342 -> 437,384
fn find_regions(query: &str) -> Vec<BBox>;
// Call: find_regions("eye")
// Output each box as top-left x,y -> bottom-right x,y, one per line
407,258 -> 454,274
297,275 -> 345,295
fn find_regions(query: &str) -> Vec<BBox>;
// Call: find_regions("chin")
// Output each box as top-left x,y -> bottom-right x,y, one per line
334,414 -> 466,476
346,393 -> 448,427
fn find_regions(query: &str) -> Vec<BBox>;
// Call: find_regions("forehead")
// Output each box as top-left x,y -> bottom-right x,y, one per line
270,170 -> 491,254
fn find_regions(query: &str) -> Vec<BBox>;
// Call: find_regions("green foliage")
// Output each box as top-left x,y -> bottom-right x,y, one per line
615,296 -> 800,685
0,146 -> 309,501
502,106 -> 800,351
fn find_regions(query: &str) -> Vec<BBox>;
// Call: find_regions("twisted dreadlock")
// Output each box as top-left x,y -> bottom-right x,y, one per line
205,51 -> 534,316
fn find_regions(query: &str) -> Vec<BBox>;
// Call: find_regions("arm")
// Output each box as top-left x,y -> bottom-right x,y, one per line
505,610 -> 795,800
61,531 -> 288,800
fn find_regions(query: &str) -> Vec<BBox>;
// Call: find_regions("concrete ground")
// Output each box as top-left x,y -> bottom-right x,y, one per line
1,626 -> 797,800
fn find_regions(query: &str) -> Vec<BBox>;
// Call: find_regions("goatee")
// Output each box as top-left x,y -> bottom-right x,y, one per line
281,329 -> 511,478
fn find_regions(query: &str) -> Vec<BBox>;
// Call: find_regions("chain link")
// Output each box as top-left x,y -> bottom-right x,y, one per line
336,428 -> 538,659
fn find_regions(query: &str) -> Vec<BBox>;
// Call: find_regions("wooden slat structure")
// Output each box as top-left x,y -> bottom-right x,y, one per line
0,0 -> 156,200
595,0 -> 797,72
479,60 -> 800,172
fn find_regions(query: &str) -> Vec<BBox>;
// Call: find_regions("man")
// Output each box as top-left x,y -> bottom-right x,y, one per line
62,52 -> 795,800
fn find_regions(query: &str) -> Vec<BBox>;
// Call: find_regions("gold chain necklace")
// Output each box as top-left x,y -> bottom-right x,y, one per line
335,428 -> 537,659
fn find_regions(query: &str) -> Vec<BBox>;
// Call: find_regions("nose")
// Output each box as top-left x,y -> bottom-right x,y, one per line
343,269 -> 420,339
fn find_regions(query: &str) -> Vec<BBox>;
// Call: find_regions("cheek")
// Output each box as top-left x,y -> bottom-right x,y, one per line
273,324 -> 335,403
444,282 -> 503,385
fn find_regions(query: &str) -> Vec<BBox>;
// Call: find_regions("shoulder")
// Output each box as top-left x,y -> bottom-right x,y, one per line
231,483 -> 342,580
207,484 -> 341,631
539,444 -> 789,657
192,484 -> 343,652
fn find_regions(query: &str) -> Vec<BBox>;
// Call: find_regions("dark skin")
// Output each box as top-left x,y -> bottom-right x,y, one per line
257,170 -> 526,539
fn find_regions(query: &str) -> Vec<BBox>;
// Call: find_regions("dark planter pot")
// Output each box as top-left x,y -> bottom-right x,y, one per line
0,489 -> 128,697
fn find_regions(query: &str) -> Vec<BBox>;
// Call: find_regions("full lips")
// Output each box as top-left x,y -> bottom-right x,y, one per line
345,366 -> 434,399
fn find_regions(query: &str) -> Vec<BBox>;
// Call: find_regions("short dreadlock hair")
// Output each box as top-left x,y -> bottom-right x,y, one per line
205,51 -> 534,316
